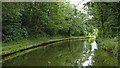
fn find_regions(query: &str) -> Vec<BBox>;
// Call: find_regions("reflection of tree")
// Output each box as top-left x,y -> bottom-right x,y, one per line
88,38 -> 95,43
68,40 -> 72,52
90,43 -> 92,51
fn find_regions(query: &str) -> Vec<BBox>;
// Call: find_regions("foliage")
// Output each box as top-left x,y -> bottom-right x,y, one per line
84,2 -> 120,57
84,2 -> 120,38
2,23 -> 28,42
98,38 -> 118,56
2,2 -> 91,42
2,2 -> 23,23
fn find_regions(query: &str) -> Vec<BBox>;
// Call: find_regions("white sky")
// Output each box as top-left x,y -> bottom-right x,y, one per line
70,0 -> 93,19
70,0 -> 91,12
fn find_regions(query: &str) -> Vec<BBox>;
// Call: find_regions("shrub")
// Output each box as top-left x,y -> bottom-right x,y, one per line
2,23 -> 28,42
99,38 -> 118,56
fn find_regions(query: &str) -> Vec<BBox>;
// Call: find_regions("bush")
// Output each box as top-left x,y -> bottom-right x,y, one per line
98,38 -> 118,56
2,23 -> 28,42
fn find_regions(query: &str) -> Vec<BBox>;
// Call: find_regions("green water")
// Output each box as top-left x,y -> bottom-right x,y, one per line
3,39 -> 119,66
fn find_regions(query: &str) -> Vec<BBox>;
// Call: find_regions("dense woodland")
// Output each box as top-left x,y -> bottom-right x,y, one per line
2,2 -> 120,43
85,2 -> 120,39
84,2 -> 120,56
2,2 -> 93,42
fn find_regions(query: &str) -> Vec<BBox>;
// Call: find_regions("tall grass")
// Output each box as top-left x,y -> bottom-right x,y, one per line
98,37 -> 118,56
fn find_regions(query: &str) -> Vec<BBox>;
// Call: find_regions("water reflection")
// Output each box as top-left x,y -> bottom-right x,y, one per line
82,41 -> 97,66
83,41 -> 87,49
91,41 -> 97,52
3,39 -> 119,66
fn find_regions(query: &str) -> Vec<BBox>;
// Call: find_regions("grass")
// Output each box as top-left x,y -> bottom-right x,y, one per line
1,35 -> 64,55
2,35 -> 64,47
97,37 -> 118,56
1,35 -> 96,55
1,35 -> 96,62
2,43 -> 48,62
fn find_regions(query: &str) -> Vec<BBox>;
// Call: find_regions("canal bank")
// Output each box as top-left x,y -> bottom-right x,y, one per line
1,36 -> 96,62
2,38 -> 119,66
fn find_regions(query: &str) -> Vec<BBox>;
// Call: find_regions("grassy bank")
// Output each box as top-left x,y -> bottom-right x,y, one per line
96,37 -> 119,56
2,35 -> 64,47
2,35 -> 64,55
1,36 -> 95,62
2,36 -> 96,56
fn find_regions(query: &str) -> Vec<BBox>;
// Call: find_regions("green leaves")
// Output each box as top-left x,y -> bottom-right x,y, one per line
2,2 -> 23,23
85,2 -> 120,38
2,2 -> 92,42
2,24 -> 28,42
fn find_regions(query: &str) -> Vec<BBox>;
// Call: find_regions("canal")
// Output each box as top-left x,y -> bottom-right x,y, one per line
3,39 -> 118,66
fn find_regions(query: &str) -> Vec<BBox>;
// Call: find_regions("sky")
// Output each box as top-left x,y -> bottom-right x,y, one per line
70,0 -> 91,13
70,0 -> 93,19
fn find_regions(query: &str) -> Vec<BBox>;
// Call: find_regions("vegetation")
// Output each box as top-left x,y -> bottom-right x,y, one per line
2,2 -> 94,43
84,2 -> 120,38
2,1 -> 120,64
98,38 -> 118,56
84,2 -> 120,56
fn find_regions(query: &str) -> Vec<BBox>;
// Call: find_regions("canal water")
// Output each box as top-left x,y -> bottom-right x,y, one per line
3,39 -> 118,66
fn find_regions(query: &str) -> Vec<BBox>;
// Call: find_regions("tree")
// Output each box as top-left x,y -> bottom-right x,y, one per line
84,2 -> 120,38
